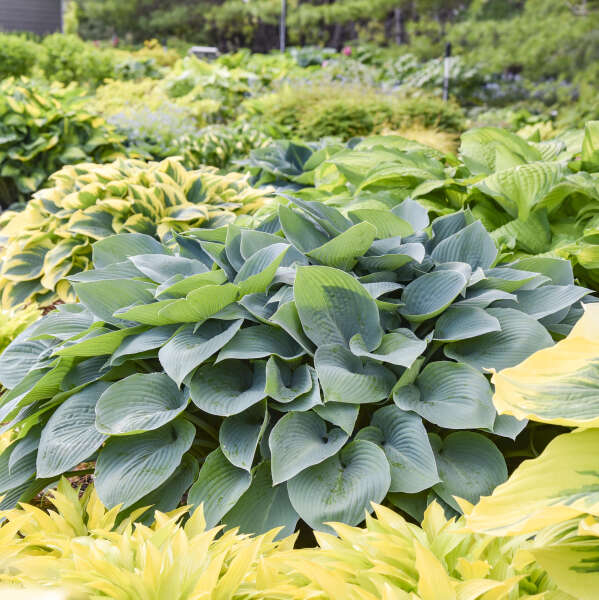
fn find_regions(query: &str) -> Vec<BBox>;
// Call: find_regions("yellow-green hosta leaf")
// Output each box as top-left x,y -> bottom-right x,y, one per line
465,428 -> 599,536
492,303 -> 599,427
531,539 -> 599,600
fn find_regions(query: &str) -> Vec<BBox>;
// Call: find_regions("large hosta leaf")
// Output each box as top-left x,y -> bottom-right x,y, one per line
224,461 -> 299,538
187,447 -> 251,528
431,431 -> 507,512
476,161 -> 563,220
287,439 -> 390,531
219,402 -> 268,470
158,319 -> 243,386
315,344 -> 395,404
96,373 -> 188,435
217,324 -> 304,361
401,270 -> 468,322
431,221 -> 497,270
394,362 -> 496,429
37,382 -> 110,477
190,360 -> 266,416
433,307 -> 501,341
466,428 -> 599,535
357,406 -> 439,493
492,303 -> 599,427
445,307 -> 554,371
349,330 -> 426,367
306,222 -> 376,270
269,411 -> 348,484
294,265 -> 383,350
95,418 -> 194,509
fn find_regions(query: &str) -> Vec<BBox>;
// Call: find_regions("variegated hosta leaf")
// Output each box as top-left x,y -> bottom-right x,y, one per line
466,428 -> 599,536
0,156 -> 273,309
492,303 -> 599,427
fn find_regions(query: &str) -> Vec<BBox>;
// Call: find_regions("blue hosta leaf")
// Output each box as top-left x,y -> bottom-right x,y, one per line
269,301 -> 316,355
224,461 -> 299,539
278,204 -> 329,253
123,455 -> 198,524
217,324 -> 304,361
315,344 -> 395,404
394,361 -> 496,430
472,267 -> 546,292
392,198 -> 429,231
95,418 -> 194,509
219,402 -> 268,471
37,382 -> 110,477
433,306 -> 501,342
187,448 -> 251,529
510,257 -> 574,286
271,367 -> 322,412
313,402 -> 359,435
349,329 -> 426,367
128,254 -> 208,283
0,440 -> 36,494
0,338 -> 53,389
158,319 -> 243,387
358,242 -> 425,271
400,270 -> 468,322
190,360 -> 266,416
73,279 -> 155,326
445,307 -> 554,371
357,405 -> 439,493
430,431 -> 507,512
109,326 -> 177,366
96,373 -> 188,435
92,233 -> 167,269
507,285 -> 590,320
269,411 -> 348,485
265,357 -> 312,403
431,221 -> 497,270
287,440 -> 390,532
294,265 -> 383,350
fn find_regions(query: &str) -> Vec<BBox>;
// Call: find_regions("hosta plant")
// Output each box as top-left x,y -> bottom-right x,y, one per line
0,199 -> 589,534
0,158 -> 274,309
466,303 -> 599,600
0,78 -> 127,206
0,479 -> 564,599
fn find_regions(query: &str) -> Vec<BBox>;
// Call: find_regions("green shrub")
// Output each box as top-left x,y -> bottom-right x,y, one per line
0,78 -> 127,206
0,197 -> 586,534
245,84 -> 466,141
0,158 -> 274,308
40,34 -> 115,87
0,34 -> 39,79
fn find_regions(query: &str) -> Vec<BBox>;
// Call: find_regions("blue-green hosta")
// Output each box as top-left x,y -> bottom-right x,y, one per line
0,199 -> 590,534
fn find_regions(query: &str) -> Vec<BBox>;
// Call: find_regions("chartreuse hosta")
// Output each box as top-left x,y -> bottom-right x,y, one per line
0,157 -> 273,310
246,123 -> 599,287
464,303 -> 599,600
0,198 -> 590,534
0,478 -> 565,600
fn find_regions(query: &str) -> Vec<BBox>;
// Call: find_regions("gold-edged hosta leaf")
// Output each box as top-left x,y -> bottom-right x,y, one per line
492,303 -> 599,427
465,428 -> 599,536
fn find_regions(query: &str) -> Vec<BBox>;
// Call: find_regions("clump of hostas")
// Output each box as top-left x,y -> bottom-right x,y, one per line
0,197 -> 589,534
